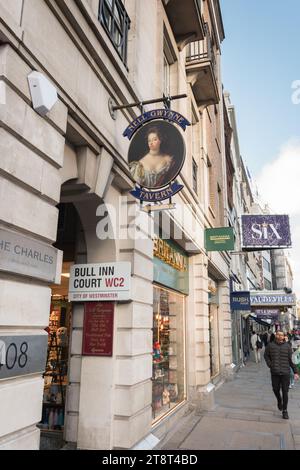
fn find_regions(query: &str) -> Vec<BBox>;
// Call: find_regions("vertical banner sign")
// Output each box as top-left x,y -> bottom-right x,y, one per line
230,291 -> 251,311
241,214 -> 292,249
82,302 -> 114,356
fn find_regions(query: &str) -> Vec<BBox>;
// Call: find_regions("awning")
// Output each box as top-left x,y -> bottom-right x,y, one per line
250,314 -> 273,327
241,312 -> 251,319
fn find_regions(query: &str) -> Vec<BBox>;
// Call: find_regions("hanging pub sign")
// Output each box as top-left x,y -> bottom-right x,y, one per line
124,109 -> 191,206
241,214 -> 292,250
205,227 -> 235,252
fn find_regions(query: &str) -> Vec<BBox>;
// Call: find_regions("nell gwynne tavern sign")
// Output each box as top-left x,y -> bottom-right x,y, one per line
122,101 -> 190,211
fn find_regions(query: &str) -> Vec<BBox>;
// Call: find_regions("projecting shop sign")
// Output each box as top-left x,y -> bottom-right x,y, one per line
250,293 -> 296,306
230,291 -> 251,311
68,262 -> 131,301
241,214 -> 292,249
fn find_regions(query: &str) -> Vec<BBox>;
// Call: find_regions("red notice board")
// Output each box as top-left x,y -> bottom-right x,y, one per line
82,302 -> 114,356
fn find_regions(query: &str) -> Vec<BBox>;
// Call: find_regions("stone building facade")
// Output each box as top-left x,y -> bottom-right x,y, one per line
0,0 -> 233,450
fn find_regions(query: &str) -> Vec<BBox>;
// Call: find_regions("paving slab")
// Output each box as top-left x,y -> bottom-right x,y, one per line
161,358 -> 300,450
179,416 -> 293,450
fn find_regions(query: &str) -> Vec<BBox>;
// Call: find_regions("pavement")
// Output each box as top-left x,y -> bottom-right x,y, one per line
159,351 -> 300,450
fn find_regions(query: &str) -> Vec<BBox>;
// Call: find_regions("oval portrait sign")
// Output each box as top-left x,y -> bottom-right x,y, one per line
128,120 -> 186,190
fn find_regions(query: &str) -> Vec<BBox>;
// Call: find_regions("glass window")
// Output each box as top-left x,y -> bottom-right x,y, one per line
209,304 -> 220,378
264,277 -> 272,290
192,158 -> 198,194
152,286 -> 186,422
99,0 -> 130,64
263,258 -> 271,272
163,53 -> 171,97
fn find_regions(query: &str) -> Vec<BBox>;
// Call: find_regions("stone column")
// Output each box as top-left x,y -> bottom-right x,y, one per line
190,254 -> 215,411
113,203 -> 154,449
0,44 -> 67,449
219,281 -> 234,380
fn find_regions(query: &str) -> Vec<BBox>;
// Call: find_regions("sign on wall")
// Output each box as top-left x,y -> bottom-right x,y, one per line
205,227 -> 235,252
82,302 -> 114,356
230,291 -> 251,311
0,335 -> 48,380
153,238 -> 189,294
68,262 -> 131,301
0,227 -> 62,284
241,214 -> 292,250
124,109 -> 191,204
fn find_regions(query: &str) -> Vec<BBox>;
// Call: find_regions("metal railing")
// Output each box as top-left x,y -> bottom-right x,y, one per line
186,23 -> 216,67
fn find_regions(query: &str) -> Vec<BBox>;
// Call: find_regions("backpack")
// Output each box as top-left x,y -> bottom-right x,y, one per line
256,336 -> 263,349
292,349 -> 300,365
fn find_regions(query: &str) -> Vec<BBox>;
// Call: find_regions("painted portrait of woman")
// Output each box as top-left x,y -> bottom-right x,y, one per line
128,121 -> 185,189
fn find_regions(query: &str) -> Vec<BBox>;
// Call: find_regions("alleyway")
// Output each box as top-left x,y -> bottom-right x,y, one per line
159,353 -> 300,450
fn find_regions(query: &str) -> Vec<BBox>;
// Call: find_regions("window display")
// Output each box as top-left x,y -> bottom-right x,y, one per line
39,298 -> 71,431
152,286 -> 186,422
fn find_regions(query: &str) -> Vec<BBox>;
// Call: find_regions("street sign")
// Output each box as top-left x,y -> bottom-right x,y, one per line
69,262 -> 131,301
0,227 -> 62,284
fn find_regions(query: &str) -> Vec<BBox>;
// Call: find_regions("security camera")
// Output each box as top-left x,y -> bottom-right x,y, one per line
27,71 -> 58,116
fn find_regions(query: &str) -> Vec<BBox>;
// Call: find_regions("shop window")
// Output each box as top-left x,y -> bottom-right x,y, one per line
209,304 -> 220,378
152,286 -> 186,422
39,281 -> 72,435
98,0 -> 130,65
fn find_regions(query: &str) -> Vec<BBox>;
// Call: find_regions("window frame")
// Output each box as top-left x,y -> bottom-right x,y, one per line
98,0 -> 130,65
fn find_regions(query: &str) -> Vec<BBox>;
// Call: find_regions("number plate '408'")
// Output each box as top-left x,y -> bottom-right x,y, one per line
0,335 -> 48,380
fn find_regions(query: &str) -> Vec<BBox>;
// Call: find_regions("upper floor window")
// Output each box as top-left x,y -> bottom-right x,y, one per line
263,258 -> 271,273
99,0 -> 130,65
163,53 -> 171,97
192,158 -> 198,194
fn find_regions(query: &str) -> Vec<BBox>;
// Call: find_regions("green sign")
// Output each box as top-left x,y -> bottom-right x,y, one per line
205,227 -> 235,252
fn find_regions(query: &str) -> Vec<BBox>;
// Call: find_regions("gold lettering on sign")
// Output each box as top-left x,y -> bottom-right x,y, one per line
153,237 -> 187,272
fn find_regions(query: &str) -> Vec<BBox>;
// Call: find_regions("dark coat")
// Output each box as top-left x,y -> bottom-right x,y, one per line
264,341 -> 297,376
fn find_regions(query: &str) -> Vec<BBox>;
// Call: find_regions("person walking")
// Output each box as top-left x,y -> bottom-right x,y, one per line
251,331 -> 262,363
264,330 -> 299,419
262,331 -> 268,347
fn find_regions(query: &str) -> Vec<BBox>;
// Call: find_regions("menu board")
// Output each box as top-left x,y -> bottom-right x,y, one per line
82,302 -> 114,356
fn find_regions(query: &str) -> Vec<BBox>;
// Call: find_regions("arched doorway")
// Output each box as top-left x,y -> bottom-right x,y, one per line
39,202 -> 87,449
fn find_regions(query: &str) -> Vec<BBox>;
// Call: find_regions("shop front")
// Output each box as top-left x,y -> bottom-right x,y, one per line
152,237 -> 189,424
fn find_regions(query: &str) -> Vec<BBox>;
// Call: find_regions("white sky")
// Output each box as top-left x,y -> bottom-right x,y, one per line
255,139 -> 300,296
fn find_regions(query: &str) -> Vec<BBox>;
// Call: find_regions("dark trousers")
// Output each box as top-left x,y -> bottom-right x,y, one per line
271,374 -> 290,411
